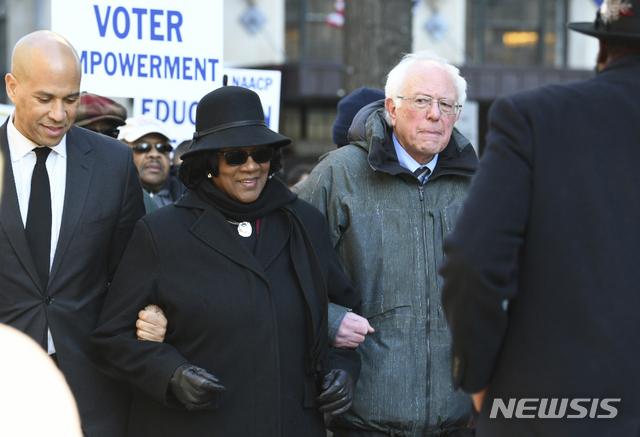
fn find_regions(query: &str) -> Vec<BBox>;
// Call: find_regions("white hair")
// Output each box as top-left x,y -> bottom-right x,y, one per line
384,50 -> 467,123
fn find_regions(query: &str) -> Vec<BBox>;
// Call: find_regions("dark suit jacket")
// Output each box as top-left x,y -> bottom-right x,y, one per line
440,53 -> 640,436
0,122 -> 145,436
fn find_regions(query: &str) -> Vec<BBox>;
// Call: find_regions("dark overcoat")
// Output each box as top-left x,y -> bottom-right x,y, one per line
440,53 -> 640,436
0,123 -> 145,436
93,189 -> 361,437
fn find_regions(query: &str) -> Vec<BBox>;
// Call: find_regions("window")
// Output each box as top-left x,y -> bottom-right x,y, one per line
466,0 -> 569,67
285,0 -> 343,62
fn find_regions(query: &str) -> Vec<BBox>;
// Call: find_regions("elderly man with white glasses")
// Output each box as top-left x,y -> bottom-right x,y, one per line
298,50 -> 478,437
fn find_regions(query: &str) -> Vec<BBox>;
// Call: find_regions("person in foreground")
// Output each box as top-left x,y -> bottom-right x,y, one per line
93,86 -> 361,436
299,50 -> 477,437
0,323 -> 82,436
440,1 -> 640,435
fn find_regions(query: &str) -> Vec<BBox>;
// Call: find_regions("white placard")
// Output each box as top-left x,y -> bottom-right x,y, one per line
134,68 -> 282,143
52,0 -> 224,99
224,68 -> 281,133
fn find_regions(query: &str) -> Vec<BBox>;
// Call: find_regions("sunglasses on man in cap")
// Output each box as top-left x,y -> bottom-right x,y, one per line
131,143 -> 173,154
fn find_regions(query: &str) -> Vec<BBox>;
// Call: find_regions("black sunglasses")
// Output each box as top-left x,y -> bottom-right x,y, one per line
217,148 -> 274,166
91,127 -> 119,138
131,143 -> 173,154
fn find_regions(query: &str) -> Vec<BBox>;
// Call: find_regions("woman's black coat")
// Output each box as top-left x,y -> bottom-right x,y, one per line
93,189 -> 361,437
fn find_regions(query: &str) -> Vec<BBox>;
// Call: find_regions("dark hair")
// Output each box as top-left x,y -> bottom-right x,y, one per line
179,147 -> 283,190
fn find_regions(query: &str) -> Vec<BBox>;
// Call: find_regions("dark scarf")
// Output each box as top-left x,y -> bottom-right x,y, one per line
196,176 -> 296,222
196,177 -> 331,375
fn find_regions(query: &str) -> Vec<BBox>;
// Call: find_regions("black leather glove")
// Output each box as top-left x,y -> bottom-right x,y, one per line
169,363 -> 226,411
316,369 -> 355,416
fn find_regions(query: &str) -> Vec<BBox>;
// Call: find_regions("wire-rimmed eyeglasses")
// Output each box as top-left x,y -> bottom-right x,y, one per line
397,95 -> 462,115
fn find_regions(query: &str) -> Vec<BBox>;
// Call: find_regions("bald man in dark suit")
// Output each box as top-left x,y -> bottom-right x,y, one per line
0,30 -> 144,436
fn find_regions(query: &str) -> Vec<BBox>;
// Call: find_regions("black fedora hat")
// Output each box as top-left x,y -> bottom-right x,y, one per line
568,0 -> 640,42
181,86 -> 291,160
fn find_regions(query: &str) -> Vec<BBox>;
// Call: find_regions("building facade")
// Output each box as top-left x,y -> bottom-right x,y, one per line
3,0 -> 600,156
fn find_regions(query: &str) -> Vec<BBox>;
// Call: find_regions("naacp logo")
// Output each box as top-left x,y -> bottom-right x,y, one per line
490,398 -> 620,419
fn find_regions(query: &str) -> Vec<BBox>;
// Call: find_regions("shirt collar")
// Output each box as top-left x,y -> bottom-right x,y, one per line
7,113 -> 68,161
392,132 -> 438,175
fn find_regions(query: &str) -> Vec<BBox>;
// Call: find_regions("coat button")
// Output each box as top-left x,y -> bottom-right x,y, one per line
44,297 -> 53,305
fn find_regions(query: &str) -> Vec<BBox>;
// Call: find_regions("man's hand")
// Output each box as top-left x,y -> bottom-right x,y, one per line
136,304 -> 167,342
316,369 -> 355,416
473,386 -> 489,412
169,364 -> 226,411
334,312 -> 374,348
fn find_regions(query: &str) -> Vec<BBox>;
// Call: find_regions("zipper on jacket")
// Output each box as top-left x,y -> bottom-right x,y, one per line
418,183 -> 431,436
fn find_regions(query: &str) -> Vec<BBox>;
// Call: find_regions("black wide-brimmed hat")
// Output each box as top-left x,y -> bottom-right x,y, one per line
181,86 -> 291,160
568,0 -> 640,42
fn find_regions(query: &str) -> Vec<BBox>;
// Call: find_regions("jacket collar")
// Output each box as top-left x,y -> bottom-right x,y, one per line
174,189 -> 209,210
599,51 -> 640,75
0,120 -> 42,291
174,189 -> 288,275
351,103 -> 478,182
49,127 -> 95,286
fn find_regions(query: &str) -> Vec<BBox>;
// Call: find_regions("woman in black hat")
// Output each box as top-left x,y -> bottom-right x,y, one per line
93,86 -> 361,436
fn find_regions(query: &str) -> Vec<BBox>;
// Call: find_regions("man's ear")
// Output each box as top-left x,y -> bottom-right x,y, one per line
385,97 -> 397,127
5,73 -> 17,103
596,39 -> 609,70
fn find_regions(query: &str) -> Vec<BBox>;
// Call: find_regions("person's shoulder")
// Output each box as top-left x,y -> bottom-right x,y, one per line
139,202 -> 188,232
146,190 -> 204,222
495,76 -> 596,111
299,144 -> 371,202
68,125 -> 132,157
327,142 -> 368,160
313,144 -> 369,176
291,196 -> 322,217
289,197 -> 329,231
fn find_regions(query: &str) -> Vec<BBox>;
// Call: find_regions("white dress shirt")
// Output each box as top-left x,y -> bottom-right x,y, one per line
7,115 -> 67,354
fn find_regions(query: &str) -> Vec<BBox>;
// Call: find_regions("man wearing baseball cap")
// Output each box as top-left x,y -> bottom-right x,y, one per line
119,117 -> 184,209
440,1 -> 640,436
